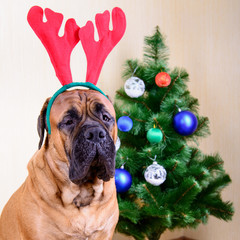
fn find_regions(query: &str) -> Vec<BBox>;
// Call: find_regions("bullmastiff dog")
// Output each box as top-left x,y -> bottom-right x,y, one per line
0,89 -> 119,239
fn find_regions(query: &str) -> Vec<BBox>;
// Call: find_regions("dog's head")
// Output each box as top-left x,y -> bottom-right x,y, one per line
37,89 -> 117,185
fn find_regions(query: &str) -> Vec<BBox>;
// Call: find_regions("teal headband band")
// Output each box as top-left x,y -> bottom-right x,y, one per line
46,82 -> 108,134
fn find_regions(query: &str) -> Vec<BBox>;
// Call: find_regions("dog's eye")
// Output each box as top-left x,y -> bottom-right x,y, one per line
65,119 -> 74,126
103,114 -> 111,122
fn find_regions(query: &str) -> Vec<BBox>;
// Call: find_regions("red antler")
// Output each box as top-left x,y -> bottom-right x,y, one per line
27,6 -> 80,86
79,7 -> 126,85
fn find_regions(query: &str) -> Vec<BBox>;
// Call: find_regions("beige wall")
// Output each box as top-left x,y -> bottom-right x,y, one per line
0,0 -> 239,239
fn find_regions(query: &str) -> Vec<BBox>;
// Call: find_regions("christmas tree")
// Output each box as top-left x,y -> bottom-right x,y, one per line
114,27 -> 234,240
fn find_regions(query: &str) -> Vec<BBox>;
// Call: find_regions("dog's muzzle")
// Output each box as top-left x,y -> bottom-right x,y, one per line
69,125 -> 116,185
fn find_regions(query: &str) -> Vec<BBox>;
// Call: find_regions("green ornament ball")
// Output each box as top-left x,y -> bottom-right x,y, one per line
147,128 -> 163,143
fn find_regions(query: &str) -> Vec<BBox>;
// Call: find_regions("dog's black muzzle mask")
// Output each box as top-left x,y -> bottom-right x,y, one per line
69,124 -> 116,185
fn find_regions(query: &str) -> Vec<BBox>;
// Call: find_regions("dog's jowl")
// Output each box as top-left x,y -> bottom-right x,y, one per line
0,90 -> 119,240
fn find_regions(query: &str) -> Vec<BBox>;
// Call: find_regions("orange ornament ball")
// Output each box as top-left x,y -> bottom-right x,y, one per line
155,72 -> 171,87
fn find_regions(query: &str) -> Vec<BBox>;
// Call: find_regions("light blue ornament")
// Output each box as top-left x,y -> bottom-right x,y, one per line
117,116 -> 133,132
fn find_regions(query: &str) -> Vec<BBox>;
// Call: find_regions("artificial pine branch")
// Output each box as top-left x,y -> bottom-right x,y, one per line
142,184 -> 160,207
159,75 -> 180,108
116,90 -> 151,111
153,118 -> 166,141
144,26 -> 169,63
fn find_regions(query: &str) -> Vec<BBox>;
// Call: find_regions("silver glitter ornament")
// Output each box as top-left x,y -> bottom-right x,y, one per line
124,77 -> 145,98
115,136 -> 121,151
144,161 -> 167,186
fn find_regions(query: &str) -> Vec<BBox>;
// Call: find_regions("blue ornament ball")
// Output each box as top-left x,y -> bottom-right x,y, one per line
115,168 -> 132,193
173,110 -> 198,136
117,116 -> 133,132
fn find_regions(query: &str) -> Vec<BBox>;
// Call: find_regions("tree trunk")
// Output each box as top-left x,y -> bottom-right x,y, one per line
148,230 -> 163,240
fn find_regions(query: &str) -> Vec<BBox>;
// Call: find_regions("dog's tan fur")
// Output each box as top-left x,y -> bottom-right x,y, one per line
0,90 -> 119,240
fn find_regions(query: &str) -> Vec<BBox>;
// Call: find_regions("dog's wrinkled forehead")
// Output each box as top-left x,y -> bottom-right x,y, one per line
50,89 -> 115,124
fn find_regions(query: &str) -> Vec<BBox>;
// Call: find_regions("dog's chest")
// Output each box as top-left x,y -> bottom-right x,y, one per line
33,180 -> 118,239
73,184 -> 95,208
61,183 -> 96,208
61,182 -> 117,239
60,182 -> 107,234
62,202 -> 114,239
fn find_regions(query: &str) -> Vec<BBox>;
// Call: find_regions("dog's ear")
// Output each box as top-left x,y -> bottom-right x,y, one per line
37,98 -> 50,149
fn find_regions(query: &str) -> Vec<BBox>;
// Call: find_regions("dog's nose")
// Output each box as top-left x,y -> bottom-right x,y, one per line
84,127 -> 106,143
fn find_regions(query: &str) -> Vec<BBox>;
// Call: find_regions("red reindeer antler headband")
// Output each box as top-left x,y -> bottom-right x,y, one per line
27,6 -> 126,134
80,8 -> 126,84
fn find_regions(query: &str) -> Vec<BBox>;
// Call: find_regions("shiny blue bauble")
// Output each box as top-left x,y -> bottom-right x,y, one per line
117,116 -> 133,132
173,111 -> 198,136
115,168 -> 132,193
